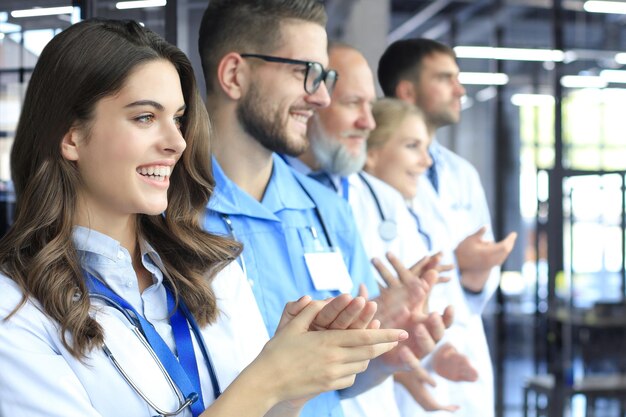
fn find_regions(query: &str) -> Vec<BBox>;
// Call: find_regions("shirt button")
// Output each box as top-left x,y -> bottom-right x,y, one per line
117,252 -> 124,260
126,281 -> 134,288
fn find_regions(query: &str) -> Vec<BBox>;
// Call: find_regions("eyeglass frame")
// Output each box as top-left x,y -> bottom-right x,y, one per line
240,53 -> 338,95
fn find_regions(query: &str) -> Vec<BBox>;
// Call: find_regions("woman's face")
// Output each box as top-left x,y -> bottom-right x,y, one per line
62,59 -> 187,230
365,114 -> 432,199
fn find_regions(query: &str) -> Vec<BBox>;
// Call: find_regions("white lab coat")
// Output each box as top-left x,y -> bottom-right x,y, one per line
394,141 -> 497,417
340,172 -> 429,417
0,257 -> 268,417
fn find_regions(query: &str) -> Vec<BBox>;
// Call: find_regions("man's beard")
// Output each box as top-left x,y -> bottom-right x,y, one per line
236,81 -> 309,156
308,117 -> 368,176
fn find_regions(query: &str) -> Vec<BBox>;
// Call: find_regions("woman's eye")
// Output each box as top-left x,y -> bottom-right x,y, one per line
174,115 -> 185,130
135,114 -> 154,124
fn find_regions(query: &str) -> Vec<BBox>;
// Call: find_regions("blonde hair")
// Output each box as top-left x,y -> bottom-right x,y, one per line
368,98 -> 425,150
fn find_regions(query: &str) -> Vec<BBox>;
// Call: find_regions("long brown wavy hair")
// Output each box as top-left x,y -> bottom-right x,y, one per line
0,19 -> 241,359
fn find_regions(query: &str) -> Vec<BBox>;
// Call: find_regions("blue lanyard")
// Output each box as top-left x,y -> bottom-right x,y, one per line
85,272 -> 211,416
408,207 -> 433,252
340,176 -> 349,201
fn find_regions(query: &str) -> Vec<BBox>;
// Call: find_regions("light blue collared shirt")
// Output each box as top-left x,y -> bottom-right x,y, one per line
204,154 -> 379,417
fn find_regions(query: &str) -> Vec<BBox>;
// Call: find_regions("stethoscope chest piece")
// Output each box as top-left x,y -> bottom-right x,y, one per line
378,220 -> 398,242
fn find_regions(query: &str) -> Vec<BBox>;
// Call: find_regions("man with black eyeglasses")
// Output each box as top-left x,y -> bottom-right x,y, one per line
198,2 -> 452,417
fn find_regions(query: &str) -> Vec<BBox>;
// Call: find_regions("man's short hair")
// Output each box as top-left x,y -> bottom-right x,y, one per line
378,38 -> 455,98
198,0 -> 327,95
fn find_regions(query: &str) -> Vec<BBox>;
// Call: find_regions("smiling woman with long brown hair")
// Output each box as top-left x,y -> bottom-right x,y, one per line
0,19 -> 406,417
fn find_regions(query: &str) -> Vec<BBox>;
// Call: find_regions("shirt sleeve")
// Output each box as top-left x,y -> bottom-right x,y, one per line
0,279 -> 102,417
463,166 -> 501,313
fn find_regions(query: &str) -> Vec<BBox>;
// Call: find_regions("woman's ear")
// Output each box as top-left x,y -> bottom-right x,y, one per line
60,127 -> 82,161
216,52 -> 248,100
365,148 -> 379,173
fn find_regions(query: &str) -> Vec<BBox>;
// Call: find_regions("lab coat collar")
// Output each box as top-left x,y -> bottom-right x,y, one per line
209,154 -> 316,220
429,139 -> 447,171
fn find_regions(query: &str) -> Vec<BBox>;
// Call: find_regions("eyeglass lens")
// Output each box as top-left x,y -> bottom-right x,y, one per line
306,62 -> 337,95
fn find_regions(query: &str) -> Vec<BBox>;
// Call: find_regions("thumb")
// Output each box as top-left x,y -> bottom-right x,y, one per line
470,225 -> 488,239
442,305 -> 455,328
276,295 -> 312,331
503,231 -> 518,247
280,298 -> 328,334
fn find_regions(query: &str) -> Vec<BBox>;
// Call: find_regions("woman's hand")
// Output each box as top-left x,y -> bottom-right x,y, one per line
258,296 -> 407,406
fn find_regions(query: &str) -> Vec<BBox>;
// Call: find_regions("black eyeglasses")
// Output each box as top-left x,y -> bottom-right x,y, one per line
240,53 -> 338,95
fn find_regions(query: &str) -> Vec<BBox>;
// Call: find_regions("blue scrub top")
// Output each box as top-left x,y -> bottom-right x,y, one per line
204,154 -> 379,417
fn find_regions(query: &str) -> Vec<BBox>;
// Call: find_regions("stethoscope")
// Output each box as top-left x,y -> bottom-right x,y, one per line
86,272 -> 220,417
356,173 -> 398,242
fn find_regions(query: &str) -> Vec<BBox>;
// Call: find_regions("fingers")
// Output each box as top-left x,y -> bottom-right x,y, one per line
395,371 -> 459,412
436,263 -> 455,273
442,305 -> 455,328
390,345 -> 435,386
281,298 -> 330,333
357,283 -> 369,299
325,297 -> 365,330
276,295 -> 312,331
420,268 -> 439,290
367,318 -> 381,330
496,231 -> 518,255
407,323 -> 437,359
311,294 -> 353,330
432,343 -> 479,382
345,300 -> 378,330
436,275 -> 451,284
408,255 -> 431,276
423,312 -> 446,343
385,252 -> 415,285
371,257 -> 400,288
331,328 -> 408,348
421,252 -> 442,272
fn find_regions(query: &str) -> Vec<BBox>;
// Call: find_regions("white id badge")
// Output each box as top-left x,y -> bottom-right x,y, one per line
304,249 -> 354,293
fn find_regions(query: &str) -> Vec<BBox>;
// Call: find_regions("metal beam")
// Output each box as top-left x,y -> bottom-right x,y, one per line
325,0 -> 359,40
387,0 -> 452,43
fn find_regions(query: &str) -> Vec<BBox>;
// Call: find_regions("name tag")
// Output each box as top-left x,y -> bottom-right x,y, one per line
304,249 -> 354,293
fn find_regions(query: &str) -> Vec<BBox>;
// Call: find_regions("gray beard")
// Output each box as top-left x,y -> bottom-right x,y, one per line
309,123 -> 367,176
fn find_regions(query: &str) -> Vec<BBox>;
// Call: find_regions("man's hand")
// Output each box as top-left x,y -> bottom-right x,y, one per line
395,371 -> 460,412
455,227 -> 517,292
432,343 -> 478,382
369,252 -> 454,371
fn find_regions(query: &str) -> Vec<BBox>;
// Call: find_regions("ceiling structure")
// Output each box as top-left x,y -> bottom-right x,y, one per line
1,0 -> 626,96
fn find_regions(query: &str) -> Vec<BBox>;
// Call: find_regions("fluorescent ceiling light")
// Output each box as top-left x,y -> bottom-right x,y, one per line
461,95 -> 473,111
454,46 -> 565,62
599,69 -> 626,83
116,0 -> 166,9
615,52 -> 626,65
560,75 -> 607,88
584,1 -> 626,14
511,94 -> 555,106
475,86 -> 498,102
459,72 -> 509,85
11,6 -> 73,18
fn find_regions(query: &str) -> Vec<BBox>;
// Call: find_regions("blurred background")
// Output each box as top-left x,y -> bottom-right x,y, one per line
1,1 -> 626,415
